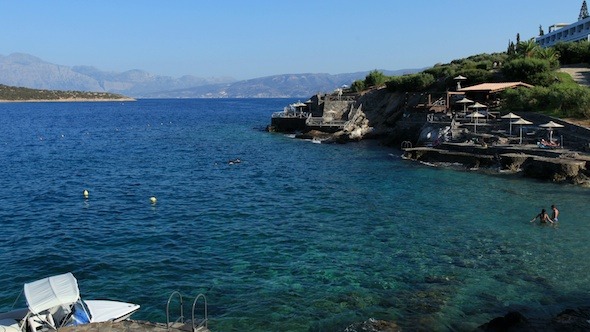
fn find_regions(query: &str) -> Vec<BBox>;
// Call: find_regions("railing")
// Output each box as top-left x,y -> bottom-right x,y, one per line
401,141 -> 413,149
306,117 -> 348,128
166,291 -> 184,329
166,291 -> 208,332
271,111 -> 309,118
191,294 -> 208,332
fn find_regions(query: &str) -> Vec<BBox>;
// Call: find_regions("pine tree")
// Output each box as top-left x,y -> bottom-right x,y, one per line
507,40 -> 516,56
579,0 -> 589,20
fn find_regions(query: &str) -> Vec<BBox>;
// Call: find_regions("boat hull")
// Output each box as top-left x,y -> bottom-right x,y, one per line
84,300 -> 140,323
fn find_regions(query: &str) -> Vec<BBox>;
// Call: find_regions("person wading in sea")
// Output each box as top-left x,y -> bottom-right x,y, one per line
551,204 -> 559,222
530,208 -> 554,224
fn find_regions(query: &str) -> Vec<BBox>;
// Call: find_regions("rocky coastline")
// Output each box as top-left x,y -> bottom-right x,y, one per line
270,88 -> 590,187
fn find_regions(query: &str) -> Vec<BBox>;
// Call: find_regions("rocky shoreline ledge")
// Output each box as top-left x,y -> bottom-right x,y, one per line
270,88 -> 590,187
402,142 -> 590,186
344,308 -> 590,331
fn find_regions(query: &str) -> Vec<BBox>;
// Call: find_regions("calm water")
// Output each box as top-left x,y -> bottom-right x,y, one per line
0,99 -> 589,331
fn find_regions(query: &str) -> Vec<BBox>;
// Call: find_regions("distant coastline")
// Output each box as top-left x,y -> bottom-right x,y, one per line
0,83 -> 135,103
0,97 -> 136,103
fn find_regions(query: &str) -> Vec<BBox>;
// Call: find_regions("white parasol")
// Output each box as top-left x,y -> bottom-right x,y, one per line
512,118 -> 533,144
455,97 -> 473,113
539,121 -> 564,141
467,111 -> 485,133
454,75 -> 467,89
500,112 -> 521,136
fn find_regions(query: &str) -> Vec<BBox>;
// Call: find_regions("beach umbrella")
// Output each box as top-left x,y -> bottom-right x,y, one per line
539,120 -> 564,141
469,102 -> 487,109
512,118 -> 533,144
501,112 -> 521,136
454,75 -> 467,89
455,97 -> 473,113
467,111 -> 485,133
469,102 -> 489,120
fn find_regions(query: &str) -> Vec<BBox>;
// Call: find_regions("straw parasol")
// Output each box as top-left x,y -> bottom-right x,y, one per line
467,111 -> 485,133
501,112 -> 521,136
539,121 -> 564,141
455,97 -> 473,113
454,75 -> 467,89
512,118 -> 533,144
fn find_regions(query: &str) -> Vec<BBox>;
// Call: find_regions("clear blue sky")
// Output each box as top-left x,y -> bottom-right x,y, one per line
0,1 -> 584,79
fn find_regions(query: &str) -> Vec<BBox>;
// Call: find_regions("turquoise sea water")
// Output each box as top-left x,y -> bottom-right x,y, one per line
0,99 -> 589,331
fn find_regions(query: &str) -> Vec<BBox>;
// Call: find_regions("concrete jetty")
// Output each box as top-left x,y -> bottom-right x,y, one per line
58,320 -> 209,332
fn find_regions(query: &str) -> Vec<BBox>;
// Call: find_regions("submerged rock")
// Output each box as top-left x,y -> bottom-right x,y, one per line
476,311 -> 529,331
344,318 -> 401,332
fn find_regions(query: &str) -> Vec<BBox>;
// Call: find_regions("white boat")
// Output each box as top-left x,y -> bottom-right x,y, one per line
0,272 -> 140,332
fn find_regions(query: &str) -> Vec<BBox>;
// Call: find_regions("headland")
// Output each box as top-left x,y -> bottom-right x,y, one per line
0,84 -> 134,102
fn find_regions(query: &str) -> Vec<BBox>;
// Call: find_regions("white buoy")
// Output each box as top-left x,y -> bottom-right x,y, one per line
83,190 -> 89,199
150,196 -> 157,204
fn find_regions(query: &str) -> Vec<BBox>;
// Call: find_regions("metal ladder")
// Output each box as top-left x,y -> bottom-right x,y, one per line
166,291 -> 208,332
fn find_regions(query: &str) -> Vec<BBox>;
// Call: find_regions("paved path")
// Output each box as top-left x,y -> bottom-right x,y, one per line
558,65 -> 590,87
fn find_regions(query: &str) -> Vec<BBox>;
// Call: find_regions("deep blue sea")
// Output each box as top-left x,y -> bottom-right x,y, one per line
0,99 -> 589,331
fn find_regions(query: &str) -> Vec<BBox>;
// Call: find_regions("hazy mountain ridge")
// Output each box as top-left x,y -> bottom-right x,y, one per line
143,70 -> 421,98
0,53 -> 421,98
0,53 -> 236,97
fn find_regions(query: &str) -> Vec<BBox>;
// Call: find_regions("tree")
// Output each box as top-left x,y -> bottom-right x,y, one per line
535,47 -> 560,68
516,39 -> 539,58
351,80 -> 366,92
507,40 -> 516,56
365,70 -> 388,88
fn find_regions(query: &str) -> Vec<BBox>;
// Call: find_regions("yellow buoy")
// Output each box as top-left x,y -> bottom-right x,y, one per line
83,190 -> 89,199
150,196 -> 157,204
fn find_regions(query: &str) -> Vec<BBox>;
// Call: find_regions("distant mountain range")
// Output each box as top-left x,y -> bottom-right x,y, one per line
0,53 -> 421,98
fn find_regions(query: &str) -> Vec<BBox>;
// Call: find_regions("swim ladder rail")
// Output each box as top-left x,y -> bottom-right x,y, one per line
166,291 -> 184,330
191,293 -> 208,331
166,291 -> 208,332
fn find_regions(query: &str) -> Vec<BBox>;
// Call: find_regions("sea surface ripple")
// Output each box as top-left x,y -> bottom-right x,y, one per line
0,99 -> 589,331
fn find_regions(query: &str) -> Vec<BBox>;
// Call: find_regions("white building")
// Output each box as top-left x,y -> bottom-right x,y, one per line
536,1 -> 590,47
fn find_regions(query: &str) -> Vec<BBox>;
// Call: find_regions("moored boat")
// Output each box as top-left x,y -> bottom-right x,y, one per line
0,272 -> 139,332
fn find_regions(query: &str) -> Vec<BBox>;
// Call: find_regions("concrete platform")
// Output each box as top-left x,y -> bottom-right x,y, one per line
58,320 -> 209,332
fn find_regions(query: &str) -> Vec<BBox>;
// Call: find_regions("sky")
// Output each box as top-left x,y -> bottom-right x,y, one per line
0,1 -> 584,80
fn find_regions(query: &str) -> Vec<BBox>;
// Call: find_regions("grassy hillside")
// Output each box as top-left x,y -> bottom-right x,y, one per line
0,84 -> 133,101
352,40 -> 590,119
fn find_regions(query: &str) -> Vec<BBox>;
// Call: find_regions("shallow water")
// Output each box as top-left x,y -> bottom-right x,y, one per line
0,99 -> 588,331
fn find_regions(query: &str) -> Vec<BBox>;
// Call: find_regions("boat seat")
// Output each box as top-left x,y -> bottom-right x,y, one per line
27,313 -> 55,332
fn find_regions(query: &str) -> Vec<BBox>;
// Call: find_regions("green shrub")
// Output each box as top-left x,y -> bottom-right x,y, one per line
502,58 -> 553,85
385,73 -> 435,92
501,83 -> 590,118
424,64 -> 457,79
351,80 -> 366,92
552,41 -> 590,64
365,70 -> 388,88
